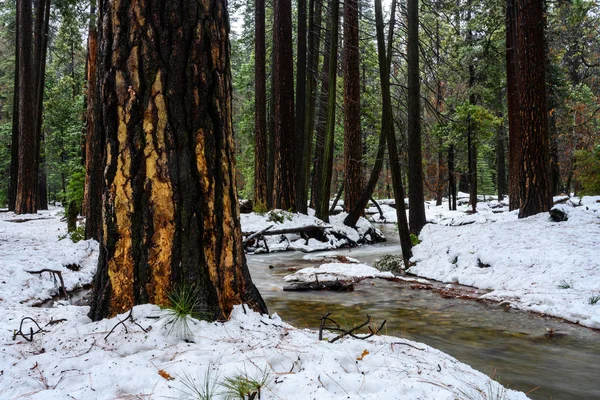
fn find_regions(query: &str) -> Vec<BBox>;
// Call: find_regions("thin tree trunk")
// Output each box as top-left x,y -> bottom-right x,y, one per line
273,0 -> 296,210
496,120 -> 507,201
8,11 -> 19,211
315,0 -> 340,222
88,0 -> 267,321
15,0 -> 37,215
295,0 -> 308,212
267,50 -> 275,209
344,0 -> 396,228
448,144 -> 456,210
466,2 -> 477,214
517,0 -> 552,218
506,0 -> 521,210
310,1 -> 332,209
253,0 -> 268,210
375,0 -> 412,261
406,0 -> 426,233
343,0 -> 362,213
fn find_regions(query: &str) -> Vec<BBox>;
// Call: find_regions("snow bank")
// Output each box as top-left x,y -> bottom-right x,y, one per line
409,196 -> 600,329
0,304 -> 527,399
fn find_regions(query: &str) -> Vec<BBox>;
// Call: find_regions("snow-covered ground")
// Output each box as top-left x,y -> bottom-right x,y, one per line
0,208 -> 527,399
409,195 -> 600,330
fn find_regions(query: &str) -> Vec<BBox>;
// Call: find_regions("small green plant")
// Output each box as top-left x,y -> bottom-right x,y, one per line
177,364 -> 220,400
410,233 -> 421,246
589,294 -> 600,305
220,366 -> 272,400
557,280 -> 573,289
266,209 -> 293,224
58,224 -> 85,243
162,284 -> 207,340
253,201 -> 268,215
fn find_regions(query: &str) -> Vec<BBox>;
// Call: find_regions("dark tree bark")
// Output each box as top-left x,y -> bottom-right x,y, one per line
295,0 -> 308,212
448,145 -> 457,210
33,0 -> 50,211
88,0 -> 267,321
84,2 -> 103,240
8,11 -> 19,211
516,0 -> 552,218
496,120 -> 507,201
272,0 -> 296,211
343,0 -> 362,213
406,0 -> 426,234
315,0 -> 340,222
15,0 -> 37,215
506,0 -> 521,210
466,1 -> 477,214
253,0 -> 268,210
267,50 -> 276,209
375,0 -> 412,261
310,2 -> 332,209
344,0 -> 397,228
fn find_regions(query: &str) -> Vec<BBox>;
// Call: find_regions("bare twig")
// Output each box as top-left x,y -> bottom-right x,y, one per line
104,309 -> 148,341
26,269 -> 69,299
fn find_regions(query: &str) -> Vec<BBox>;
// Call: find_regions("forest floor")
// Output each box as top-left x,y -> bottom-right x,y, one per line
0,207 -> 529,399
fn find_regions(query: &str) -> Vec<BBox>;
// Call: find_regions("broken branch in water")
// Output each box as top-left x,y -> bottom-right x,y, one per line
318,313 -> 386,343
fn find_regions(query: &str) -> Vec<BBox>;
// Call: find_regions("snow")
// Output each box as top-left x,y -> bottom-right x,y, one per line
283,263 -> 396,283
0,208 -> 528,399
408,195 -> 600,329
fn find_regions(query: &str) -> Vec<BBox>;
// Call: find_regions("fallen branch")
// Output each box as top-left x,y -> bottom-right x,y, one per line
283,279 -> 355,292
12,317 -> 58,341
26,269 -> 69,299
242,224 -> 274,243
104,309 -> 148,341
243,225 -> 326,237
318,313 -> 386,343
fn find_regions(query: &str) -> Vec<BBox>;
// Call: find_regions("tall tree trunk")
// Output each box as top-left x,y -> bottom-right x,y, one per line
34,0 -> 50,211
273,0 -> 296,211
375,0 -> 412,261
8,11 -> 19,211
343,0 -> 362,213
15,0 -> 37,215
301,0 -> 322,212
84,2 -> 103,240
466,2 -> 477,214
506,0 -> 521,210
517,0 -> 552,218
310,2 -> 331,209
315,0 -> 340,222
406,0 -> 426,233
89,0 -> 267,321
448,145 -> 457,210
496,120 -> 507,201
267,50 -> 276,209
344,0 -> 396,228
295,0 -> 308,212
253,0 -> 268,210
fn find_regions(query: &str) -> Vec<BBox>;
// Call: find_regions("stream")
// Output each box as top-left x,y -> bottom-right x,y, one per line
247,224 -> 600,399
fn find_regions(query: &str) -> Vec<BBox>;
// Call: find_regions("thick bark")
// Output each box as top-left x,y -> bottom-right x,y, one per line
406,0 -> 426,234
9,12 -> 19,211
517,0 -> 552,218
343,0 -> 362,213
254,0 -> 268,210
315,0 -> 340,222
272,0 -> 296,211
310,3 -> 331,209
89,0 -> 267,321
84,2 -> 103,241
344,0 -> 397,228
299,0 -> 322,213
295,0 -> 308,212
15,0 -> 37,215
506,0 -> 521,210
267,52 -> 275,209
375,0 -> 412,261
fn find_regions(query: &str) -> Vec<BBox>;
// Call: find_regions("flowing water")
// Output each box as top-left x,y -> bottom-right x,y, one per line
247,224 -> 600,399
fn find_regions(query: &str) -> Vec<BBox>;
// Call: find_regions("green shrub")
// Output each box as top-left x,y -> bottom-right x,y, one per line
574,146 -> 600,195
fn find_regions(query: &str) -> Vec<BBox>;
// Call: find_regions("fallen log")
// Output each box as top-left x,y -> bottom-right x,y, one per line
242,225 -> 327,237
242,224 -> 274,243
283,279 -> 355,292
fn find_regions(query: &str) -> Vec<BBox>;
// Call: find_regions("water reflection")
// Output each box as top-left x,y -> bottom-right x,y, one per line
247,224 -> 600,399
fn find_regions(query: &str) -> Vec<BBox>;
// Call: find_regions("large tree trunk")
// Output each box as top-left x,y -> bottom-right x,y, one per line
15,0 -> 37,215
343,0 -> 362,213
315,0 -> 340,222
375,0 -> 412,261
8,10 -> 19,212
466,2 -> 477,214
88,0 -> 267,321
496,119 -> 507,201
84,2 -> 103,241
406,0 -> 426,234
272,0 -> 297,211
506,0 -> 521,210
517,0 -> 552,218
253,0 -> 268,210
295,0 -> 308,212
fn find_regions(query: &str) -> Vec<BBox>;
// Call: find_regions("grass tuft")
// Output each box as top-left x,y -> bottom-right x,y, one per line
589,294 -> 600,305
177,364 -> 220,400
220,365 -> 272,400
162,284 -> 208,340
557,280 -> 573,289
